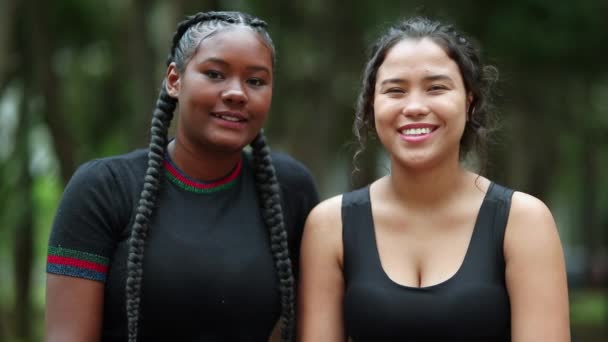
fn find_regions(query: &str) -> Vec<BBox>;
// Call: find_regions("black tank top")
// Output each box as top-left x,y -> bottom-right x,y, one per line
342,182 -> 513,341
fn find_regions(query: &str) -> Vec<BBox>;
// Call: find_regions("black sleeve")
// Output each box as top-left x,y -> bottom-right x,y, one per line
272,152 -> 320,277
47,159 -> 130,282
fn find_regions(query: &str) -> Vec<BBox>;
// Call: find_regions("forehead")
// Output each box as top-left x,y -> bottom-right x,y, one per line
377,38 -> 461,80
192,27 -> 273,67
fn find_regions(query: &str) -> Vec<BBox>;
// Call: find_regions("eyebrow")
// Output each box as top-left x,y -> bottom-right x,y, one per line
201,57 -> 271,74
379,74 -> 454,86
425,74 -> 454,83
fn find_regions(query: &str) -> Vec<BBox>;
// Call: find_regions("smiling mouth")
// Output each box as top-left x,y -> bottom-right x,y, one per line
399,127 -> 436,136
211,113 -> 247,122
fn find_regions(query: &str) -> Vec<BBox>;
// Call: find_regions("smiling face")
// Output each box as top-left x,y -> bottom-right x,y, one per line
373,37 -> 471,170
166,26 -> 273,155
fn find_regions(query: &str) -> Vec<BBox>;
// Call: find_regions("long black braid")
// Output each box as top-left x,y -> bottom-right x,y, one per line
125,81 -> 175,342
125,11 -> 295,342
251,134 -> 296,341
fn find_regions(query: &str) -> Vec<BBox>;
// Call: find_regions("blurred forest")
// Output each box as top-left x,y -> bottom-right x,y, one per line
0,0 -> 607,341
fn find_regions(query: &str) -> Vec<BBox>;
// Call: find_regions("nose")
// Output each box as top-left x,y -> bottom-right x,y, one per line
401,91 -> 430,117
221,80 -> 248,106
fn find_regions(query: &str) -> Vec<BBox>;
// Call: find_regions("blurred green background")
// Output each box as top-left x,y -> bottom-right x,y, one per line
0,0 -> 606,341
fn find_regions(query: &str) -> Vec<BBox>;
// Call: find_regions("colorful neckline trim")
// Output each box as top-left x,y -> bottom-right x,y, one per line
164,158 -> 242,194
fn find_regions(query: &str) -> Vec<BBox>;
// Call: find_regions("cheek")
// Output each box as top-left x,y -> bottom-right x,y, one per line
433,95 -> 467,119
253,89 -> 273,114
181,87 -> 214,107
373,100 -> 395,129
372,98 -> 383,124
373,108 -> 393,145
263,90 -> 273,112
445,102 -> 468,138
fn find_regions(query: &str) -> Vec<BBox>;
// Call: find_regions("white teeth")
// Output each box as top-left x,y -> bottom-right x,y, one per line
220,115 -> 241,122
402,127 -> 432,135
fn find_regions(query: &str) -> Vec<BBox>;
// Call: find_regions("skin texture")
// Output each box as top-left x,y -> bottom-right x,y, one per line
373,38 -> 470,172
45,276 -> 104,342
45,27 -> 274,342
298,38 -> 569,341
166,27 -> 273,181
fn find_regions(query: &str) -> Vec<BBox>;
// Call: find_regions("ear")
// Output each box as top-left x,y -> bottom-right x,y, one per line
165,62 -> 181,98
466,93 -> 474,118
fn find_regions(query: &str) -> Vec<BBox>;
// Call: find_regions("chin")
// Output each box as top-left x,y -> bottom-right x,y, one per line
217,140 -> 249,154
394,153 -> 436,169
196,136 -> 246,156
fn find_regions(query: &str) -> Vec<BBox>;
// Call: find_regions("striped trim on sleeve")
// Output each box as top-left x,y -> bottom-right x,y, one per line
46,246 -> 110,282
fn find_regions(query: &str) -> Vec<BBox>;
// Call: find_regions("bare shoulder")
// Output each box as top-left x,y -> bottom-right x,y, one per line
508,191 -> 556,232
505,191 -> 561,258
303,194 -> 344,244
305,194 -> 343,230
298,194 -> 348,341
301,194 -> 344,263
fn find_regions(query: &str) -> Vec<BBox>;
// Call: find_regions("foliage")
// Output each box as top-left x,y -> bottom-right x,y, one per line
0,0 -> 606,340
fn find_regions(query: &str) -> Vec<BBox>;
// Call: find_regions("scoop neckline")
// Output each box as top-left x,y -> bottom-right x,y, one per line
367,182 -> 495,291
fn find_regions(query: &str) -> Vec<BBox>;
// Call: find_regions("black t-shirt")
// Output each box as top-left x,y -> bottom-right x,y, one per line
47,148 -> 319,341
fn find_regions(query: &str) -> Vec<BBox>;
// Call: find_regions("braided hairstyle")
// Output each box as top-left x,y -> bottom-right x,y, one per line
354,16 -> 498,170
125,11 -> 295,342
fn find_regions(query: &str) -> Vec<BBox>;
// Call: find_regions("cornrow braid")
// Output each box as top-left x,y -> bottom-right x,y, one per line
167,12 -> 238,66
126,81 -> 176,342
168,11 -> 274,71
250,133 -> 295,342
125,11 -> 293,342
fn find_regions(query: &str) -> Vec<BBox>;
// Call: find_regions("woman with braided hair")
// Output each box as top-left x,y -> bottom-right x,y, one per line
298,17 -> 569,341
45,11 -> 318,342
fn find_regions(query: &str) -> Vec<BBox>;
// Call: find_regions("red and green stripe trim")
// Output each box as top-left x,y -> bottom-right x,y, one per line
46,246 -> 109,282
164,159 -> 242,194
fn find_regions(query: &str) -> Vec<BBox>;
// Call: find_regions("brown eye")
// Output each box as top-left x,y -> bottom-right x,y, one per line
204,70 -> 224,80
247,78 -> 266,87
428,85 -> 448,92
385,88 -> 404,94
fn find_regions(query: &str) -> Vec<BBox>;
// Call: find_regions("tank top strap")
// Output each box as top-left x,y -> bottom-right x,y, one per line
485,182 -> 515,252
463,182 -> 514,279
462,183 -> 514,339
341,186 -> 379,283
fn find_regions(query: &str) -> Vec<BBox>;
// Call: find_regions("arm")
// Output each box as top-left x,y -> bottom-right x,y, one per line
505,192 -> 570,341
45,159 -> 126,341
297,196 -> 346,342
45,274 -> 104,342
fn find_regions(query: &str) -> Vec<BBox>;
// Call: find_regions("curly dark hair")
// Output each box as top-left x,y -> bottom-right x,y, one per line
354,16 -> 498,171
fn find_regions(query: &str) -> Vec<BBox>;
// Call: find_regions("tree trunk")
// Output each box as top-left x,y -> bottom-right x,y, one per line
13,89 -> 34,341
27,0 -> 74,184
0,0 -> 20,339
0,0 -> 18,88
127,0 -> 160,147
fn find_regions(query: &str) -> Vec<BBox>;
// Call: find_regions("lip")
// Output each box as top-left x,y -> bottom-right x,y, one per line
210,110 -> 249,129
397,123 -> 438,143
211,110 -> 248,121
398,123 -> 438,130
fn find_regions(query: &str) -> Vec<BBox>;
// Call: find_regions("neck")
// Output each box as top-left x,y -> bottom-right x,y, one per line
168,138 -> 242,181
385,153 -> 473,210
